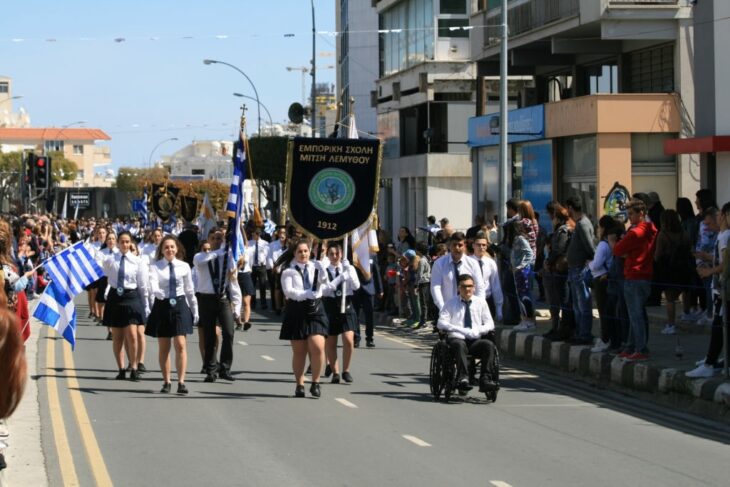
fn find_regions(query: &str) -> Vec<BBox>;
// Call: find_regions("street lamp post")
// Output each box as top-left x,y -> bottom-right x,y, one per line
311,0 -> 317,137
148,137 -> 178,169
233,93 -> 273,131
203,59 -> 261,135
0,95 -> 23,108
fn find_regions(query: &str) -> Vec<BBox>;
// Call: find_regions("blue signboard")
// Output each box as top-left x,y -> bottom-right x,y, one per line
521,141 -> 553,232
468,105 -> 544,147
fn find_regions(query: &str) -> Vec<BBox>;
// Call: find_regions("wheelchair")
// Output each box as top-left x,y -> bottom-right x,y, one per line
429,332 -> 500,403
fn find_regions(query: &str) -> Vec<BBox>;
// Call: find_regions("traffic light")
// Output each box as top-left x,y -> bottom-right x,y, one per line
25,153 -> 36,185
34,155 -> 52,189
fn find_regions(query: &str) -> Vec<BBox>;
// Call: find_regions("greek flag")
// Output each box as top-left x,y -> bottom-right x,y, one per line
33,241 -> 105,348
227,131 -> 247,261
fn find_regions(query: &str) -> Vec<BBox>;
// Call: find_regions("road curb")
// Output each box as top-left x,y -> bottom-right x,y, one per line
495,327 -> 730,413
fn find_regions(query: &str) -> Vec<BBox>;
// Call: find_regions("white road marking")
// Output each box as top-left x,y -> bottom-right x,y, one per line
402,434 -> 431,447
380,334 -> 420,349
334,398 -> 358,409
237,341 -> 248,346
260,355 -> 275,361
490,481 -> 513,487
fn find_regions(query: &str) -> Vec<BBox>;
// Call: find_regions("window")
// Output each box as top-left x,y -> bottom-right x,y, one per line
192,169 -> 205,175
623,44 -> 674,93
380,0 -> 434,76
44,140 -> 64,152
0,82 -> 8,93
73,145 -> 84,155
587,64 -> 618,94
559,136 -> 597,222
441,0 -> 466,14
438,18 -> 469,38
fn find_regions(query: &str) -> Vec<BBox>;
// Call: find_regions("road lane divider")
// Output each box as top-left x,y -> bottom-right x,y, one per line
237,340 -> 248,346
490,481 -> 513,487
401,434 -> 431,447
63,341 -> 113,486
260,355 -> 275,361
46,334 -> 80,486
334,398 -> 358,409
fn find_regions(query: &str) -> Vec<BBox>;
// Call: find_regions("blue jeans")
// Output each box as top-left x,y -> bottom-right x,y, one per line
568,266 -> 593,341
623,280 -> 651,354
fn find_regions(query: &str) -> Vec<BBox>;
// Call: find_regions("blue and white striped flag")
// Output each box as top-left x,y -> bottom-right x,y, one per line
33,241 -> 105,348
227,132 -> 247,261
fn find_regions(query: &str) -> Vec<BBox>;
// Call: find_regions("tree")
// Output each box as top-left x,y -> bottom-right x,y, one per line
0,151 -> 22,212
48,150 -> 78,182
115,166 -> 170,192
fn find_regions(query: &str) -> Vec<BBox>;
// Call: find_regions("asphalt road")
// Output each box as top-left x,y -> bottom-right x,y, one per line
37,300 -> 730,487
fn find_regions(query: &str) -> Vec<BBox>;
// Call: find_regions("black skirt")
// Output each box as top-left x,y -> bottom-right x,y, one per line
279,299 -> 329,340
94,277 -> 108,303
322,296 -> 358,335
103,289 -> 146,327
145,297 -> 194,338
237,272 -> 256,297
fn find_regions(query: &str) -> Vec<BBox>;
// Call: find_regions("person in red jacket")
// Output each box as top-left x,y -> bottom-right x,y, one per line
610,198 -> 657,361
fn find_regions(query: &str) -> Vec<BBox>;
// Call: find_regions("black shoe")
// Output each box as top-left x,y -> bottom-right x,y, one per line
243,322 -> 252,331
331,373 -> 340,384
106,332 -> 113,340
324,364 -> 332,378
235,323 -> 242,331
160,382 -> 171,393
354,339 -> 360,348
137,363 -> 147,373
129,369 -> 140,382
309,382 -> 321,398
366,339 -> 375,348
479,377 -> 498,392
200,366 -> 206,374
457,375 -> 472,392
342,371 -> 353,383
126,365 -> 132,372
219,371 -> 234,381
468,375 -> 478,386
204,374 -> 217,383
294,385 -> 305,398
177,383 -> 188,395
115,369 -> 126,380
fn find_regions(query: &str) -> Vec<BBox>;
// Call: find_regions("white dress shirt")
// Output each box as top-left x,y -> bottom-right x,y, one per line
437,294 -> 494,340
321,263 -> 360,298
281,260 -> 329,301
469,255 -> 503,309
97,250 -> 150,316
267,239 -> 287,269
248,238 -> 270,268
430,254 -> 485,311
149,258 -> 199,322
192,248 -> 242,316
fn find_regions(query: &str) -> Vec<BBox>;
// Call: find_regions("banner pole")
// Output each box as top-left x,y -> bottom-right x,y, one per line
341,233 -> 349,313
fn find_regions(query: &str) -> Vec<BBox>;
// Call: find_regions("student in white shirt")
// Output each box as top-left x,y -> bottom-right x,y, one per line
469,232 -> 504,322
437,274 -> 497,393
97,231 -> 149,382
267,226 -> 288,314
146,235 -> 199,394
430,232 -> 485,311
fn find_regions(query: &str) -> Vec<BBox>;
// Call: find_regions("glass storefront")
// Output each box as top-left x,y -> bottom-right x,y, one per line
559,135 -> 597,221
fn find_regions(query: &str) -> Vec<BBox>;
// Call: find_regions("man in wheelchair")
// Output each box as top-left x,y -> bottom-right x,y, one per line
436,274 -> 497,394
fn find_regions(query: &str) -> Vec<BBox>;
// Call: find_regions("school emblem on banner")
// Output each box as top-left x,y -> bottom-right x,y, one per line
151,183 -> 180,223
603,181 -> 630,222
179,195 -> 199,223
286,137 -> 382,240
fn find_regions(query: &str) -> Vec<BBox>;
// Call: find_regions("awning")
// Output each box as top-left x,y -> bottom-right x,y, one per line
664,135 -> 730,155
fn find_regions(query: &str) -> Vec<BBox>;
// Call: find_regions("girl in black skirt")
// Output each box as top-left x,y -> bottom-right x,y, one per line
279,239 -> 339,398
146,235 -> 199,394
97,231 -> 149,381
322,243 -> 360,384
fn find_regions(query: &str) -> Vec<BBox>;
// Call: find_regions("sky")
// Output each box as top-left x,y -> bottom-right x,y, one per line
0,0 -> 337,172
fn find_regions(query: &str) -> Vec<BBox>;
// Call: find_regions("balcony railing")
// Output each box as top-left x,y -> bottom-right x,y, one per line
483,0 -> 580,47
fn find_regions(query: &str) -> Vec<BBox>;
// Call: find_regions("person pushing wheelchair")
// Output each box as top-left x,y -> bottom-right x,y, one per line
436,274 -> 497,394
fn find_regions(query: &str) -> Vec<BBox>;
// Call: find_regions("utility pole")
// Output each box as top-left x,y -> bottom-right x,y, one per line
498,0 -> 509,225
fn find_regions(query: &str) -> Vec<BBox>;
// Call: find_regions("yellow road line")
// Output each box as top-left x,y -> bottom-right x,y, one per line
63,341 -> 114,487
46,333 -> 80,486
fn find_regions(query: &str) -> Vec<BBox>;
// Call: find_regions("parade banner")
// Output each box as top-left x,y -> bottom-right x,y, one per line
179,195 -> 199,223
286,137 -> 382,240
151,183 -> 180,223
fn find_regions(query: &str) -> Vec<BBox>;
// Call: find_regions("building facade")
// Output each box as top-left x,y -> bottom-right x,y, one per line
469,0 -> 698,221
0,75 -> 31,128
374,0 -> 477,235
0,127 -> 113,187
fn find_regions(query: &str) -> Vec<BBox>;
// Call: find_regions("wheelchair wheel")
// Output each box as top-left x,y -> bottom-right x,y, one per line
429,342 -> 445,400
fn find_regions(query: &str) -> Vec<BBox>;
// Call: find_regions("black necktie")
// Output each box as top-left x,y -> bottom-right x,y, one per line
254,240 -> 259,266
478,259 -> 484,278
463,300 -> 472,329
169,262 -> 177,299
453,260 -> 462,293
300,265 -> 311,290
117,255 -> 126,289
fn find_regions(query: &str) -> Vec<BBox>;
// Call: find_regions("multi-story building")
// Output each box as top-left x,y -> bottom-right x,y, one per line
336,0 -> 379,136
0,75 -> 31,128
374,0 -> 477,235
0,127 -> 113,187
468,0 -> 697,221
665,0 -> 729,205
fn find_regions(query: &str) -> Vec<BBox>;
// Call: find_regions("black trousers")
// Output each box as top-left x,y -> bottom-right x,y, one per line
707,295 -> 729,366
353,289 -> 375,340
198,294 -> 235,375
251,265 -> 268,307
447,337 -> 496,378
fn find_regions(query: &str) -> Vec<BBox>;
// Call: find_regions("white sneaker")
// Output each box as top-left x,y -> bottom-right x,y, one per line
660,324 -> 677,335
591,339 -> 610,353
691,308 -> 706,320
695,357 -> 707,366
513,321 -> 536,332
696,316 -> 713,326
679,312 -> 698,322
685,364 -> 716,378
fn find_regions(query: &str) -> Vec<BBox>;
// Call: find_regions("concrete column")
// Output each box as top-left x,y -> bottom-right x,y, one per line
596,133 -> 632,218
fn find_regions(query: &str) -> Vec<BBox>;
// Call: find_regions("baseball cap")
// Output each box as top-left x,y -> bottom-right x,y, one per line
403,249 -> 416,260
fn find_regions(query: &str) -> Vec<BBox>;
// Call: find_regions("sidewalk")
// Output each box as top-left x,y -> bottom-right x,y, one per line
376,301 -> 730,421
